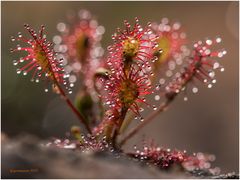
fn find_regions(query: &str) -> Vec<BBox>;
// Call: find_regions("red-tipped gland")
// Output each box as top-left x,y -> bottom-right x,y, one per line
103,66 -> 152,118
129,141 -> 219,175
163,37 -> 226,100
11,24 -> 67,91
151,19 -> 187,65
54,9 -> 105,96
107,18 -> 158,72
55,9 -> 105,65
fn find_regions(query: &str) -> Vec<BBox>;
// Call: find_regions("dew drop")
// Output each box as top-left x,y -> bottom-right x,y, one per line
168,61 -> 176,70
213,62 -> 220,69
212,79 -> 217,84
16,69 -> 21,74
158,49 -> 163,54
159,78 -> 165,85
155,84 -> 161,90
23,71 -> 27,76
218,52 -> 223,58
35,79 -> 39,83
45,88 -> 49,92
166,70 -> 173,77
220,67 -> 225,72
152,56 -> 158,62
20,58 -> 25,63
192,87 -> 198,93
69,75 -> 77,83
154,95 -> 160,101
13,60 -> 18,66
18,32 -> 22,38
184,97 -> 188,101
54,139 -> 61,144
139,108 -> 144,112
216,37 -> 222,43
205,49 -> 211,55
140,117 -> 144,122
11,36 -> 15,41
161,17 -> 169,24
69,91 -> 72,94
208,84 -> 212,88
206,39 -> 212,45
153,106 -> 157,111
147,65 -> 152,71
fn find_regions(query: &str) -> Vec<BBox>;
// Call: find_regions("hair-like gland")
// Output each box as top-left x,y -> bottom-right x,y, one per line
11,24 -> 65,85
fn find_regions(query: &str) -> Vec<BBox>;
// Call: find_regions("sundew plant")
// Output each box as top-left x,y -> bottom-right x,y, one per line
10,9 -> 230,177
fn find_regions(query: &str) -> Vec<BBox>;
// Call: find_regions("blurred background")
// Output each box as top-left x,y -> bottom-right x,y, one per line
1,1 -> 239,173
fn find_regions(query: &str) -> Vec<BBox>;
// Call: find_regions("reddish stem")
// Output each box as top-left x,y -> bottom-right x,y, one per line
33,32 -> 92,134
54,79 -> 92,134
119,58 -> 201,146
